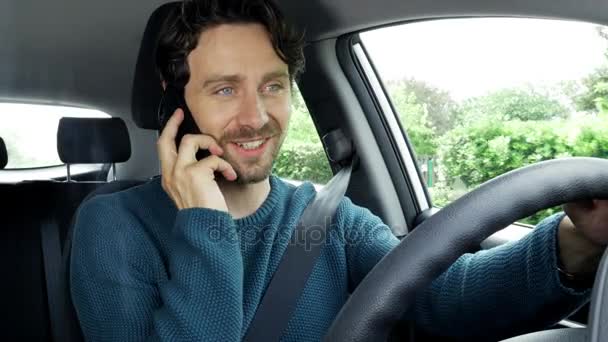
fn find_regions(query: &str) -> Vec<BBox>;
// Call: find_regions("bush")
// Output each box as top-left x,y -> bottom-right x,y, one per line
439,120 -> 572,187
438,117 -> 608,224
273,142 -> 333,185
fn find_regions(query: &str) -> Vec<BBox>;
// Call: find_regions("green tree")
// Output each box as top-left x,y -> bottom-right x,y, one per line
386,79 -> 460,135
387,87 -> 438,157
574,26 -> 608,114
460,87 -> 569,124
576,67 -> 608,113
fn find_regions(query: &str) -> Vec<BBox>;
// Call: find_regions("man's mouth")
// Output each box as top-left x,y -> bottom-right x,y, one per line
235,138 -> 267,150
228,136 -> 275,158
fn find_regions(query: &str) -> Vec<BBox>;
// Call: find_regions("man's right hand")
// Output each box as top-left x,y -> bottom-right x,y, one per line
157,109 -> 238,212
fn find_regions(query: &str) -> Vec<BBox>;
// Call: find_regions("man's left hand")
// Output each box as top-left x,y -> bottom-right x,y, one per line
558,200 -> 608,277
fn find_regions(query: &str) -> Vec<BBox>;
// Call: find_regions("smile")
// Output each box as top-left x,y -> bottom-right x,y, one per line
236,139 -> 267,150
229,137 -> 274,158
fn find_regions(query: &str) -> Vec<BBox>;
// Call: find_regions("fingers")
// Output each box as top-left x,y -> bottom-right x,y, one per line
158,108 -> 184,147
593,199 -> 608,208
158,109 -> 237,195
191,155 -> 238,181
175,134 -> 224,168
157,109 -> 184,176
563,200 -> 594,224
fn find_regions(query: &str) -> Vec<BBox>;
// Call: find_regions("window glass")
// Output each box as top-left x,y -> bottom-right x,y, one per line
273,85 -> 332,187
361,18 -> 608,224
0,103 -> 110,169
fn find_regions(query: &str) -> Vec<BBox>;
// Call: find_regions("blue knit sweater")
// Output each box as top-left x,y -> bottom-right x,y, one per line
70,175 -> 590,341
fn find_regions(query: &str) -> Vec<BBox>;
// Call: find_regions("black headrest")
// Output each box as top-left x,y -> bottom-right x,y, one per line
57,118 -> 131,164
131,2 -> 179,130
0,137 -> 7,169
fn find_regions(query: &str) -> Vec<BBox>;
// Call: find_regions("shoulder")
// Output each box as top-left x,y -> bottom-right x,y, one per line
77,177 -> 169,222
271,175 -> 317,210
70,182 -> 165,288
72,178 -> 167,255
336,196 -> 384,228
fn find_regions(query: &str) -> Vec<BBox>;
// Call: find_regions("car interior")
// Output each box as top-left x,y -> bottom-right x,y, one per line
1,0 -> 608,341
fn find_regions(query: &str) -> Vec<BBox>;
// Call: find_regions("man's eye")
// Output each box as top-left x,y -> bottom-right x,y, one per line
216,87 -> 234,96
265,84 -> 284,93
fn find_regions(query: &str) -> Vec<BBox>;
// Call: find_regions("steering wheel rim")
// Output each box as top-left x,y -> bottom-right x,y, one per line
325,157 -> 608,341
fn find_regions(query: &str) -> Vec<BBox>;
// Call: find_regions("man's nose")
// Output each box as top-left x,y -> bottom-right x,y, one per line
236,91 -> 269,130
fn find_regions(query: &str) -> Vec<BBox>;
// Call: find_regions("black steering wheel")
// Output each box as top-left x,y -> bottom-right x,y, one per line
325,157 -> 608,342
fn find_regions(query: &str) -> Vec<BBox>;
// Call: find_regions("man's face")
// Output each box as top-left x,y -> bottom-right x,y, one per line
184,23 -> 292,184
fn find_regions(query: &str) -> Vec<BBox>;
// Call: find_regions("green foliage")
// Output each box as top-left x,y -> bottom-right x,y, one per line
460,88 -> 569,123
593,81 -> 608,114
572,117 -> 608,158
439,120 -> 571,186
273,142 -> 333,185
575,67 -> 608,113
286,90 -> 320,145
386,79 -> 461,135
438,117 -> 608,224
574,27 -> 608,114
271,87 -> 333,184
386,82 -> 440,157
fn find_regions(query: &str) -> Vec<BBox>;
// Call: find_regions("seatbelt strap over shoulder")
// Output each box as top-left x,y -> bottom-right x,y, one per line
243,158 -> 354,342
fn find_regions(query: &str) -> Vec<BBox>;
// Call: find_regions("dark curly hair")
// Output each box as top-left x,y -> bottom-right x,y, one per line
156,0 -> 305,88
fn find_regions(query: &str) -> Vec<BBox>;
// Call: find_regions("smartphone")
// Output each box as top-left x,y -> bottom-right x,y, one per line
158,85 -> 211,161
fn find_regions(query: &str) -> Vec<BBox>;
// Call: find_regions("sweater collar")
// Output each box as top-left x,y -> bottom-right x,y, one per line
233,175 -> 285,227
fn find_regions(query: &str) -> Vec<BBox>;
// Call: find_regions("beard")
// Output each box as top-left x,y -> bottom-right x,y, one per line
219,118 -> 285,184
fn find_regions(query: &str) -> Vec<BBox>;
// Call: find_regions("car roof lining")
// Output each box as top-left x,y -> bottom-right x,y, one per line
1,0 -> 607,121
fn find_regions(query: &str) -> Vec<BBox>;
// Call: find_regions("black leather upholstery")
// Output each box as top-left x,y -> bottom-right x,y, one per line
0,137 -> 7,169
1,116 -> 136,340
326,157 -> 608,341
57,117 -> 131,164
0,181 -> 101,340
131,2 -> 179,130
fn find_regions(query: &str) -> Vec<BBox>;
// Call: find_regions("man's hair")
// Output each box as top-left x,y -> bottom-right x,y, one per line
156,0 -> 305,87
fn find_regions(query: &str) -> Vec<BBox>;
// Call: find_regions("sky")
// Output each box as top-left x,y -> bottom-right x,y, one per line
361,18 -> 608,101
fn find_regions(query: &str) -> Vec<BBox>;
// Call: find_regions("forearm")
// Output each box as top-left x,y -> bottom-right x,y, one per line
411,214 -> 590,340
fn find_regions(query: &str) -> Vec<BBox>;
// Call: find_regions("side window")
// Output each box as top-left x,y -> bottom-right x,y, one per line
0,103 -> 110,169
273,85 -> 332,187
361,18 -> 608,225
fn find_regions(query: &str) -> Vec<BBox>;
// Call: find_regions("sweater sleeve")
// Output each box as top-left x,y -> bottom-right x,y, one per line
70,196 -> 244,342
344,201 -> 591,340
408,213 -> 591,339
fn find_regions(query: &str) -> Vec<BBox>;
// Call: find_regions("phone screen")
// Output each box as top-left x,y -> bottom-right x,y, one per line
158,85 -> 211,161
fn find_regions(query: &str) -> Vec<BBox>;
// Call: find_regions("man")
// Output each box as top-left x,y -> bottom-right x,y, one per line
70,0 -> 608,340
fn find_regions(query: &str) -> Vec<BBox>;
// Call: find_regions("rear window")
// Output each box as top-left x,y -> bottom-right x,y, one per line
0,103 -> 111,169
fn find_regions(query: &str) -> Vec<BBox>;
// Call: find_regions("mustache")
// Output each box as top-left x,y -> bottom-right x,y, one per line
220,119 -> 282,143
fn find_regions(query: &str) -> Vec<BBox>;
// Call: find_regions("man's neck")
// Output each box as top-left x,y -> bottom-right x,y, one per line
217,177 -> 271,220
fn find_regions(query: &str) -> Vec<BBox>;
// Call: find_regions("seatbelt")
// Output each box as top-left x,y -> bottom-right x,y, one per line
40,218 -> 71,342
244,130 -> 356,342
